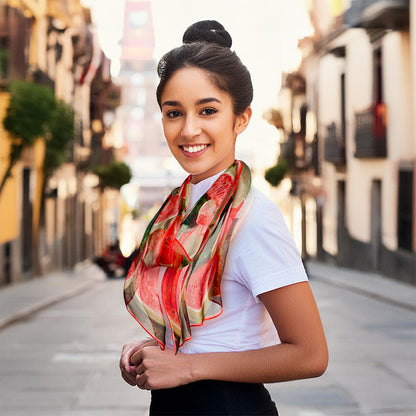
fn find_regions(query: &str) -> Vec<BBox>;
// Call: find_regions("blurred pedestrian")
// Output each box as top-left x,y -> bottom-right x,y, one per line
94,239 -> 125,278
120,20 -> 328,416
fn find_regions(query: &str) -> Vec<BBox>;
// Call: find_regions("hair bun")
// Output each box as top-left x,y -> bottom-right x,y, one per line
182,20 -> 232,48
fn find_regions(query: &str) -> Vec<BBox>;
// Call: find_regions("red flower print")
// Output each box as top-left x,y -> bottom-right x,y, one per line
207,174 -> 234,205
155,193 -> 181,224
196,201 -> 217,227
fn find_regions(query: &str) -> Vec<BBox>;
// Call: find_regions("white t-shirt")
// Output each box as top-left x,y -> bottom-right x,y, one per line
162,174 -> 308,354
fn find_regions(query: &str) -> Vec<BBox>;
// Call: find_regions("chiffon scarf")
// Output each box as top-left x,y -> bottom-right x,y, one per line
124,160 -> 252,351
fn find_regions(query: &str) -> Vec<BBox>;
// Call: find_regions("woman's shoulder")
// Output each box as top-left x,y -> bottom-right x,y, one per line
251,187 -> 279,209
243,188 -> 287,231
230,186 -> 297,256
227,187 -> 307,295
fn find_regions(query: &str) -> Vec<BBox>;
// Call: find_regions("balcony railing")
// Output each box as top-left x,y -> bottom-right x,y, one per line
354,104 -> 387,158
344,0 -> 409,30
324,123 -> 345,165
280,132 -> 319,172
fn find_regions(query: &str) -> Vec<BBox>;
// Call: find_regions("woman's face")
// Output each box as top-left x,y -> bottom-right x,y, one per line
160,67 -> 251,184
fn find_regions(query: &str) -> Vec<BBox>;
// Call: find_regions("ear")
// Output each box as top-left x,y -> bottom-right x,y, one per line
234,106 -> 252,135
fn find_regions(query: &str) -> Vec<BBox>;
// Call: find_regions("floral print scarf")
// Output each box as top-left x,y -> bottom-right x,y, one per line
124,160 -> 252,352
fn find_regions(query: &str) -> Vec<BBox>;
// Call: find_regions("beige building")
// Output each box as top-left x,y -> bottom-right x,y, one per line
276,0 -> 415,283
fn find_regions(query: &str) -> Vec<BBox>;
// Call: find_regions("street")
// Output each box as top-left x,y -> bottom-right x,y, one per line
0,270 -> 415,416
0,278 -> 149,416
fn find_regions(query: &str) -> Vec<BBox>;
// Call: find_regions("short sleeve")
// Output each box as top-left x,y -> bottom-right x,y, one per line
227,189 -> 308,298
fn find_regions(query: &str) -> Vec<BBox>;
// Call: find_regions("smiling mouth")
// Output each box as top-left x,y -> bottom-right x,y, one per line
181,144 -> 209,153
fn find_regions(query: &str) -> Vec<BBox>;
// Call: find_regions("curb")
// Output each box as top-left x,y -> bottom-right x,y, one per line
0,261 -> 106,331
307,261 -> 416,312
0,279 -> 98,330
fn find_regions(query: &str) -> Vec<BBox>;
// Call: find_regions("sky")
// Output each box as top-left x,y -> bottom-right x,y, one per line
81,0 -> 313,172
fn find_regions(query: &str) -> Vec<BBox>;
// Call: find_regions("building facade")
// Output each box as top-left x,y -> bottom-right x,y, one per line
276,0 -> 415,284
0,0 -> 121,285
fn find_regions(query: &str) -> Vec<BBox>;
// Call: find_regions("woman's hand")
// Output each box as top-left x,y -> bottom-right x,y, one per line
119,340 -> 157,386
131,345 -> 193,390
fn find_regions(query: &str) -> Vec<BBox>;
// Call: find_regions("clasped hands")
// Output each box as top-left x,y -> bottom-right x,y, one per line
119,340 -> 192,390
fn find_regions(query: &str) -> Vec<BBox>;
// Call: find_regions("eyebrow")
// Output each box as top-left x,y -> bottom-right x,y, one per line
197,97 -> 221,105
161,97 -> 222,107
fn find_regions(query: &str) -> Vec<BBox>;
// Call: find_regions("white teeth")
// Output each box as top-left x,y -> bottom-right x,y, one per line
183,144 -> 208,153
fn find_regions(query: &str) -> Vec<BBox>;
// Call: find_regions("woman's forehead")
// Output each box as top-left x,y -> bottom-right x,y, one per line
161,68 -> 230,103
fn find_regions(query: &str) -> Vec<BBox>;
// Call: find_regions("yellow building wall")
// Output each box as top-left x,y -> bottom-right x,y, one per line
330,0 -> 344,16
0,92 -> 20,244
32,138 -> 45,245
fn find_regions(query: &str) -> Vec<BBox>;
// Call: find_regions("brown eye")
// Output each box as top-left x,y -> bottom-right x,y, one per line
201,108 -> 218,116
166,110 -> 182,118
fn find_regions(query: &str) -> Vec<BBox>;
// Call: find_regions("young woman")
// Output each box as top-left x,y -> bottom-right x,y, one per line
120,20 -> 328,416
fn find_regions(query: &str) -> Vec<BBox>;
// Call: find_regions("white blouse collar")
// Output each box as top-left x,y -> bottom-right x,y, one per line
187,171 -> 224,212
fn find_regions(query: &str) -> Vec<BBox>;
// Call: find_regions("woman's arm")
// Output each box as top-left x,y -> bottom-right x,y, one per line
131,281 -> 328,390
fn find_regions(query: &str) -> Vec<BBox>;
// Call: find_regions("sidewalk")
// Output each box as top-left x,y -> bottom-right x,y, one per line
307,261 -> 416,311
0,261 -> 106,330
0,260 -> 415,331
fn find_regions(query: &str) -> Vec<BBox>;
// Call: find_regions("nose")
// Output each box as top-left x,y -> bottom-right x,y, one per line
181,114 -> 201,139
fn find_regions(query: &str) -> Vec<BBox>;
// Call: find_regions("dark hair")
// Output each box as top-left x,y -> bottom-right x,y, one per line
156,20 -> 253,115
